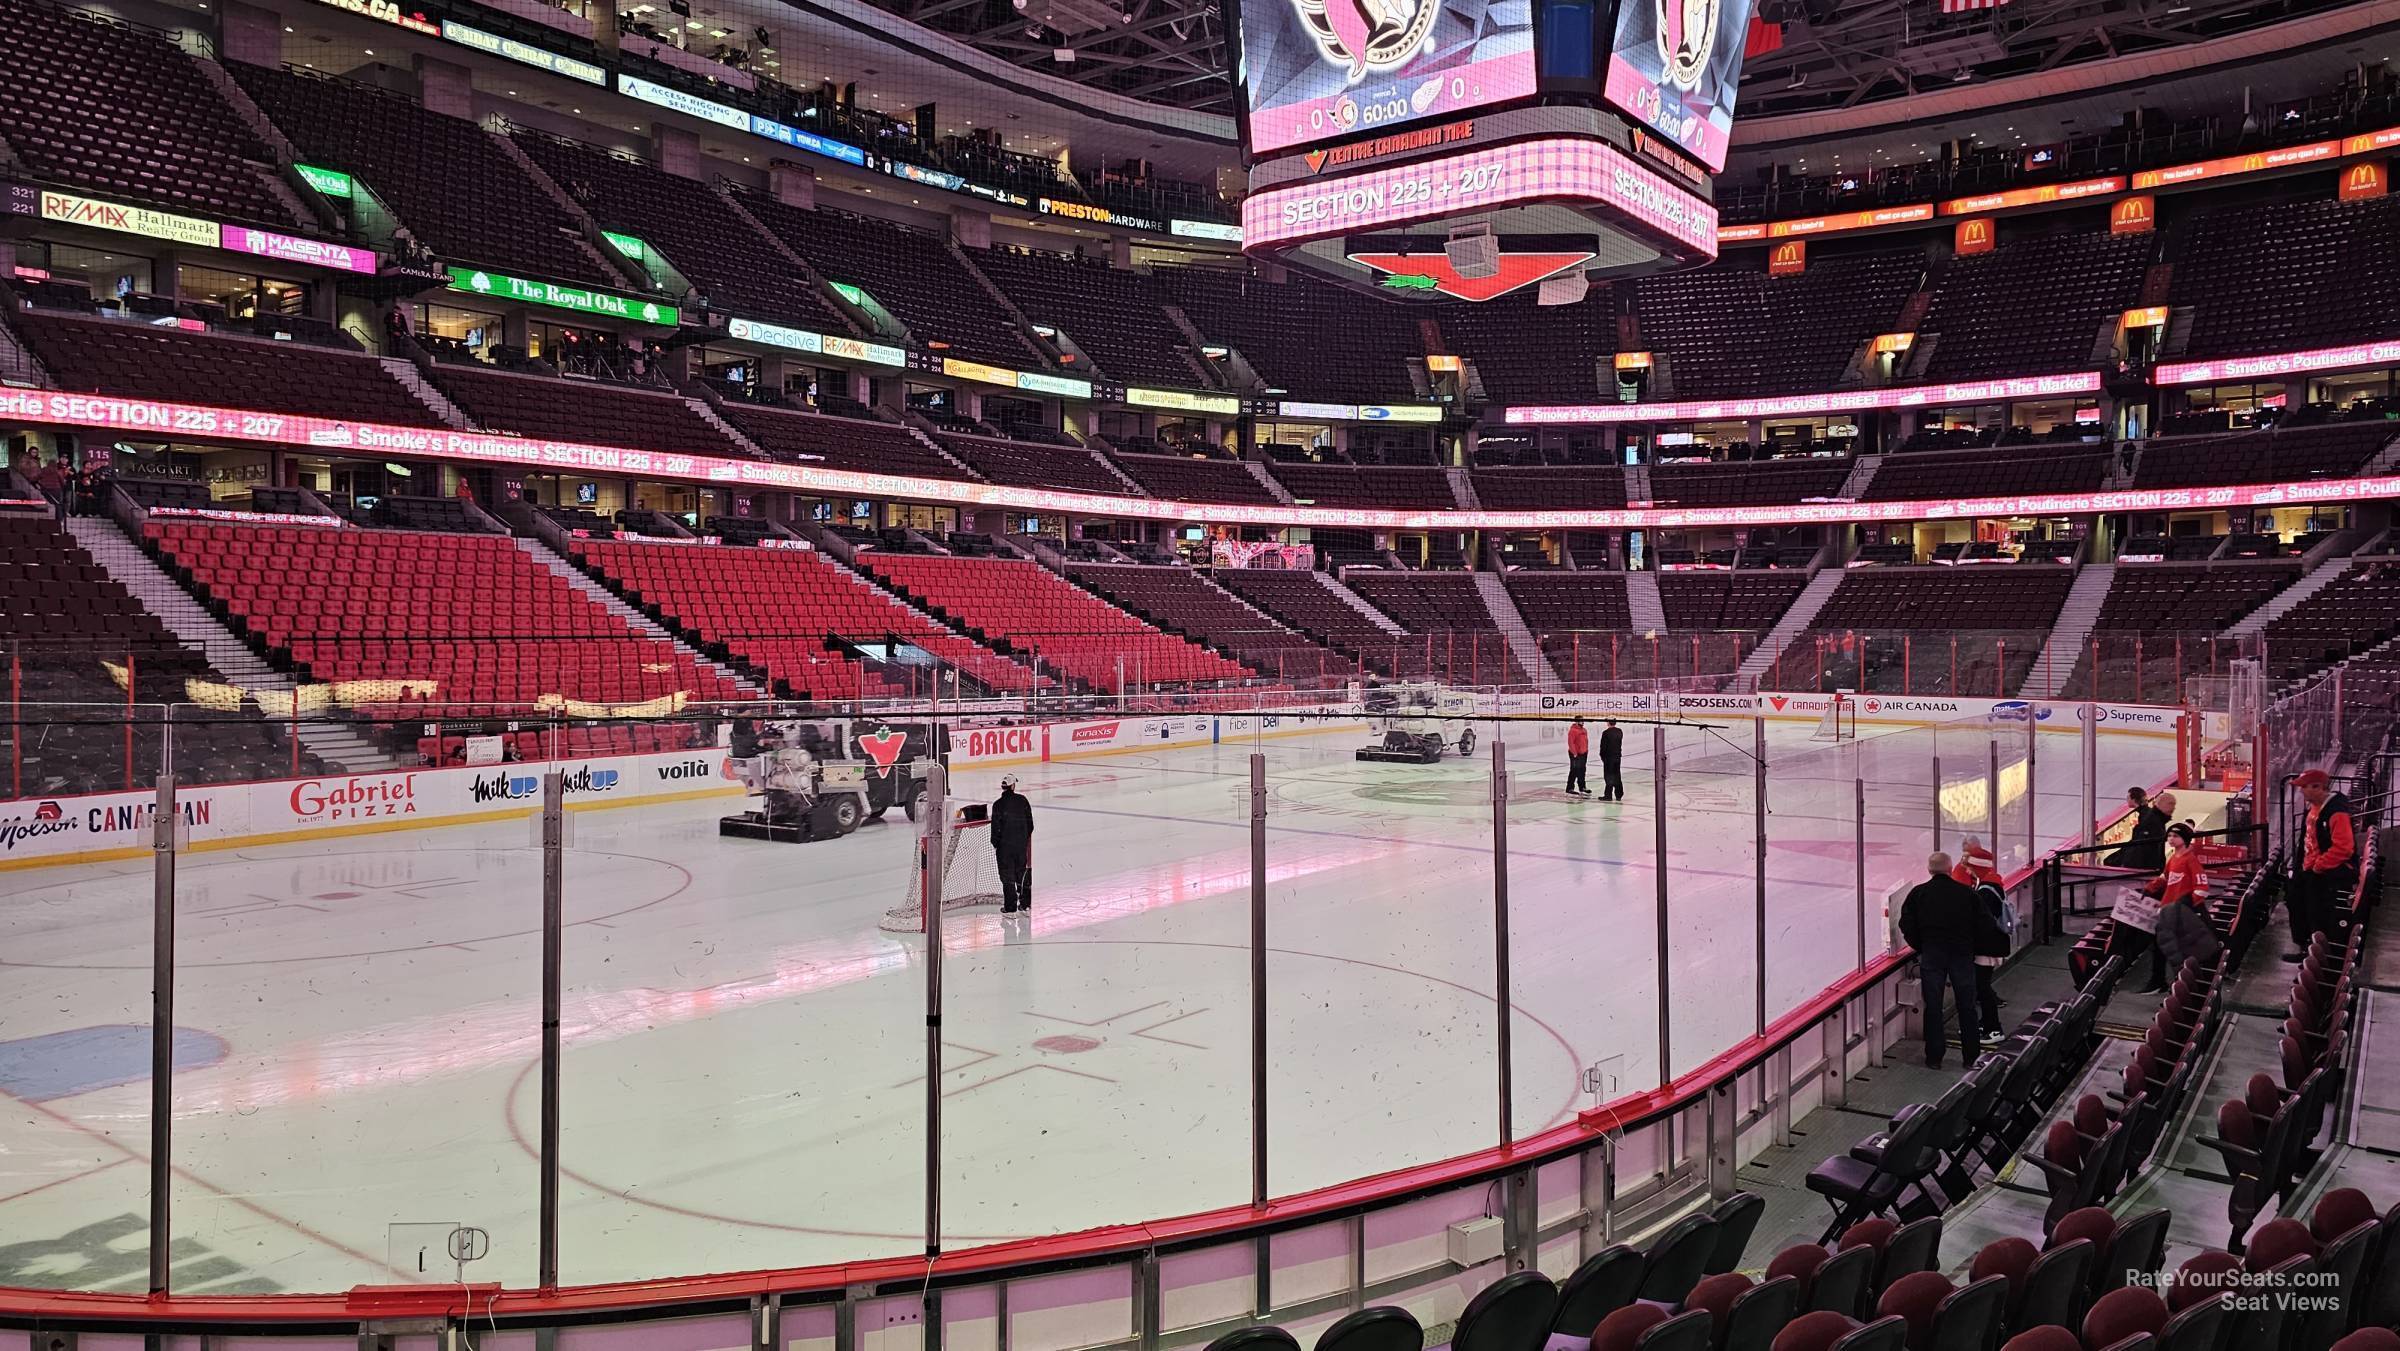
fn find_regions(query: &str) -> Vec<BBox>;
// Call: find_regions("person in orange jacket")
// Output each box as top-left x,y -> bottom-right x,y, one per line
1564,716 -> 1590,797
2149,824 -> 2220,987
2290,769 -> 2357,961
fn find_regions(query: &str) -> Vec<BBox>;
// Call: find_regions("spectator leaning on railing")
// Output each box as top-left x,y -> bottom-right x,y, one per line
2289,769 -> 2357,963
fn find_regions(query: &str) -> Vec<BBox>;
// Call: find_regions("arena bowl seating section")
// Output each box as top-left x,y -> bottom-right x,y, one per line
511,130 -> 849,334
568,537 -> 1039,699
5,310 -> 446,428
1214,568 -> 1402,669
1345,571 -> 1530,687
1786,565 -> 2079,695
2067,561 -> 2304,702
970,248 -> 1203,389
0,0 -> 308,230
1109,454 -> 1284,505
145,523 -> 744,752
1863,444 -> 2115,502
1472,467 -> 1631,510
1917,231 -> 2153,380
2264,561 -> 2400,683
1651,458 -> 1855,508
713,402 -> 967,479
2132,424 -> 2397,490
1066,563 -> 1347,681
856,552 -> 1255,690
1268,463 -> 1459,510
934,431 -> 1130,495
732,189 -> 1038,369
231,62 -> 622,286
2169,194 -> 2400,358
428,365 -> 750,459
1502,573 -> 1635,681
0,512 -> 312,794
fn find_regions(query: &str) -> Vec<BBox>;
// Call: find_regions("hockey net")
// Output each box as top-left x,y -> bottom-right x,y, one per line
1813,693 -> 1859,742
880,813 -> 1007,933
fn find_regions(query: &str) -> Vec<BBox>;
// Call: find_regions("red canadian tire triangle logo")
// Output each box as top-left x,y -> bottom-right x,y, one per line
1769,696 -> 1788,711
1305,149 -> 1329,173
1346,251 -> 1596,302
858,726 -> 908,777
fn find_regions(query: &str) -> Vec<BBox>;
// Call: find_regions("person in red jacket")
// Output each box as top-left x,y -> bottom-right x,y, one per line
1564,716 -> 1590,797
1952,837 -> 2009,1025
2289,769 -> 2357,961
1950,838 -> 2003,889
2134,823 -> 2210,990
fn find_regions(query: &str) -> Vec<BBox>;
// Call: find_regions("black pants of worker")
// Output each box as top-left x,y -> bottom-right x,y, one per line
1920,951 -> 1981,1068
1975,963 -> 2002,1031
1566,753 -> 1588,795
996,846 -> 1031,912
2291,867 -> 2355,950
1602,757 -> 1624,800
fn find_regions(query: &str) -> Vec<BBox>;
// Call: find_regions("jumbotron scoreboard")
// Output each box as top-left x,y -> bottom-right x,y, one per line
1231,0 -> 1757,301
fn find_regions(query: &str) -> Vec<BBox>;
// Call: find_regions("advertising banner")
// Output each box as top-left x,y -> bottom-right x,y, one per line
1234,0 -> 1537,158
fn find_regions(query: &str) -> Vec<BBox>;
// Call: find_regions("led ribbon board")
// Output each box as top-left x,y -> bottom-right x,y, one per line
1242,136 -> 1717,256
4,387 -> 2394,531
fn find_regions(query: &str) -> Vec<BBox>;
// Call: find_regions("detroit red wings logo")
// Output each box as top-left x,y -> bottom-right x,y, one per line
1294,0 -> 1436,84
1655,0 -> 1719,90
856,726 -> 909,777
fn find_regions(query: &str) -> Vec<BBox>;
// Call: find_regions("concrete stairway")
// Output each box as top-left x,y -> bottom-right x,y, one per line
64,516 -> 397,772
1625,464 -> 1654,503
1835,455 -> 1881,500
1247,461 -> 1296,504
1320,571 -> 1409,636
1471,572 -> 1555,687
1626,571 -> 1667,634
512,538 -> 766,697
2227,553 -> 2363,639
2017,563 -> 2114,698
1447,466 -> 1482,510
1730,569 -> 1846,689
381,357 -> 475,428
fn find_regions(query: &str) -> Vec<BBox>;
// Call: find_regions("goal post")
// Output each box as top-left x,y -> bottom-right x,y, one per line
1813,692 -> 1859,743
881,809 -> 1007,933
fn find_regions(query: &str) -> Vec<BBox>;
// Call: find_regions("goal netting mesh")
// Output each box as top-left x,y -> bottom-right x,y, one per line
880,813 -> 1007,933
1813,694 -> 1859,742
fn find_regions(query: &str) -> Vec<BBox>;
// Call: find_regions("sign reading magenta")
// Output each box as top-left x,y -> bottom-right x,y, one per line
446,267 -> 679,325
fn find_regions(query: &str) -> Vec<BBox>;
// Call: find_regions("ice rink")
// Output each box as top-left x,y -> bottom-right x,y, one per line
0,713 -> 2177,1293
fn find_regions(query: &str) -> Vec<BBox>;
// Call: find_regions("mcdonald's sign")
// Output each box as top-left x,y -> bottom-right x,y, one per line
2340,160 -> 2388,201
1769,240 -> 1807,276
1954,218 -> 1996,256
2110,195 -> 2156,234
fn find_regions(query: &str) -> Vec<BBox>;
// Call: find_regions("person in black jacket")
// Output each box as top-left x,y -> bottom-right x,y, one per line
2106,787 -> 2169,871
991,775 -> 1035,913
1599,718 -> 1625,801
1900,852 -> 1983,1069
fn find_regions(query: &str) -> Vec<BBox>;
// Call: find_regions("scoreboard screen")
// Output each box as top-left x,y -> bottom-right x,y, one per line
1233,0 -> 1537,159
1601,0 -> 1757,172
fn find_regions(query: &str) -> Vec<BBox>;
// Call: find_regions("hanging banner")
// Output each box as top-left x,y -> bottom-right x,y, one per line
1767,239 -> 1806,276
2109,195 -> 2156,234
1954,217 -> 1996,256
2339,160 -> 2388,201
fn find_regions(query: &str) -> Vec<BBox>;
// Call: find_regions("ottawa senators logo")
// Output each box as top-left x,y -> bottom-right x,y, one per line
1293,0 -> 1437,84
1657,0 -> 1719,90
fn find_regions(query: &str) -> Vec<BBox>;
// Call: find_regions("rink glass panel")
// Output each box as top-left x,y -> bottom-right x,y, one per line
1500,714 -> 1660,1140
1263,711 -> 1500,1194
938,709 -> 1255,1251
1660,720 -> 1760,1080
0,701 -> 164,1292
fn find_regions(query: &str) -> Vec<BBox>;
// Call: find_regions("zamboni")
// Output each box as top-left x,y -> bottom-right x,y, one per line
1354,682 -> 1479,763
719,738 -> 873,843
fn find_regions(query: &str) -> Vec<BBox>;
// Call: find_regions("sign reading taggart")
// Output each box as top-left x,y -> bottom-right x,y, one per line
446,267 -> 680,325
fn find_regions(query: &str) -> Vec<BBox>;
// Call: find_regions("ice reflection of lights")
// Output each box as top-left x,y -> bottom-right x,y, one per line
171,834 -> 1403,1111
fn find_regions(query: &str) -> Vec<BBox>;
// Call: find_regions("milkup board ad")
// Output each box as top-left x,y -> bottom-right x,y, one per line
1234,0 -> 1537,158
1601,0 -> 1757,172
